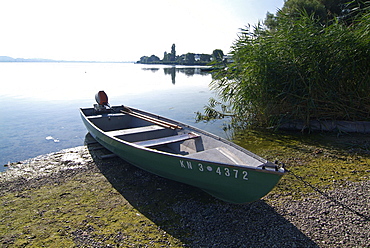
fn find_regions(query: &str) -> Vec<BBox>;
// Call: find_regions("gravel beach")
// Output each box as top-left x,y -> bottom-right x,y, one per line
1,144 -> 369,247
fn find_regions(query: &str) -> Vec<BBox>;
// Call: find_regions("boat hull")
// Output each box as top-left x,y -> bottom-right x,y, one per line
80,107 -> 285,204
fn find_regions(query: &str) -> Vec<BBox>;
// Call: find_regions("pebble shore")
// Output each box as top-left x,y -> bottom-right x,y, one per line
1,145 -> 369,247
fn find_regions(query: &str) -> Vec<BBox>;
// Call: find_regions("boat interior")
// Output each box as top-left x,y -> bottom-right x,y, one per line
83,108 -> 264,167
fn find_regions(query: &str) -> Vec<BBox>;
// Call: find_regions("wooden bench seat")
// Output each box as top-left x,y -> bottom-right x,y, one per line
133,132 -> 200,148
87,113 -> 126,119
106,125 -> 165,137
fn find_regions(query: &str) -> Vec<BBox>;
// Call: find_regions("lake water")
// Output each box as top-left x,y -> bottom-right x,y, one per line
0,62 -> 227,171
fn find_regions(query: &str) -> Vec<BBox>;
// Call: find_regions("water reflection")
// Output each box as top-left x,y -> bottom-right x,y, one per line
141,68 -> 160,73
163,67 -> 210,77
142,66 -> 211,85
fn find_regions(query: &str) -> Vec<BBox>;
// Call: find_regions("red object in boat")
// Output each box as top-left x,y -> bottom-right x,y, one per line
95,91 -> 108,105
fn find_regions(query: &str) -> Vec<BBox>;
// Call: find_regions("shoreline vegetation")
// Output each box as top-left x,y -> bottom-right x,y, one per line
1,131 -> 369,247
196,1 -> 370,131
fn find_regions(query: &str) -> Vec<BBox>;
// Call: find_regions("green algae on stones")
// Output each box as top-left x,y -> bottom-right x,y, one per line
232,129 -> 370,198
0,170 -> 183,247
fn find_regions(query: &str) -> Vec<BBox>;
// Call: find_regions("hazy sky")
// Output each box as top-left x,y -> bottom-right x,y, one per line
0,0 -> 284,61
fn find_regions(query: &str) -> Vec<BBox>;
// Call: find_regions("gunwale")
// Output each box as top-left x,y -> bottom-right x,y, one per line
80,106 -> 284,174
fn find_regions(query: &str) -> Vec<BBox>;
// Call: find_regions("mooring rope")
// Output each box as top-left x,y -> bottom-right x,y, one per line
285,167 -> 370,221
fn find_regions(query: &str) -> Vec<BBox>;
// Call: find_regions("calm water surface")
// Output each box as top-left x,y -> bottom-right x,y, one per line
0,63 -> 226,171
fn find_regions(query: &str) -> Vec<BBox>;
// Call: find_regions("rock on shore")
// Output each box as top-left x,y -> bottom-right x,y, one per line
1,146 -> 369,247
1,146 -> 92,183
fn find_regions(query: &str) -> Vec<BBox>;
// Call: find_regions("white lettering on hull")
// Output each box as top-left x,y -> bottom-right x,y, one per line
179,160 -> 249,180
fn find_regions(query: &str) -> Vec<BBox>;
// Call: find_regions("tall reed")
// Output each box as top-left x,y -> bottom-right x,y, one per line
200,10 -> 370,129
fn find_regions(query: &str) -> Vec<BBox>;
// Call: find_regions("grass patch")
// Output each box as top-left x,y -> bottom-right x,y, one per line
232,129 -> 370,198
0,171 -> 184,247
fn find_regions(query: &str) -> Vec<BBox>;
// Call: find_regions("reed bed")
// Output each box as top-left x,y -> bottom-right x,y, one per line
201,9 -> 370,129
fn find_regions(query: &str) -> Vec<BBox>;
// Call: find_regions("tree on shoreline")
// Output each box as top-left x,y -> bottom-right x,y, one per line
212,49 -> 224,62
170,44 -> 176,61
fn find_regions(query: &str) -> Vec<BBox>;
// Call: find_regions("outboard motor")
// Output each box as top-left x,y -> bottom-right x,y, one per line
94,90 -> 110,112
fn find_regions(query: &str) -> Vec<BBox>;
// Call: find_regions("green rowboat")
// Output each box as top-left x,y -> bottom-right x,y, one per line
80,92 -> 285,204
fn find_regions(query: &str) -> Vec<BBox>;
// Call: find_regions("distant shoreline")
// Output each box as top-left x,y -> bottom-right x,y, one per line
0,56 -> 134,63
0,56 -> 213,65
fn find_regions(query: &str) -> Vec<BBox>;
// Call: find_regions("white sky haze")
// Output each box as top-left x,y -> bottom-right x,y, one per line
0,0 -> 284,61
